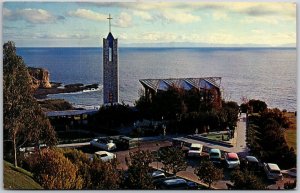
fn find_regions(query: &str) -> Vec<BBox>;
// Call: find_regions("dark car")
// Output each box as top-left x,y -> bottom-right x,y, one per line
156,177 -> 199,190
110,135 -> 138,150
158,178 -> 189,190
245,156 -> 261,171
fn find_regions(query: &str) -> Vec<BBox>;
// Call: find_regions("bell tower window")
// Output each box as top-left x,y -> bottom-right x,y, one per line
109,47 -> 112,62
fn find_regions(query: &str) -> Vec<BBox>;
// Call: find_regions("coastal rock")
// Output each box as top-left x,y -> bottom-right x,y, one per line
28,67 -> 52,89
38,99 -> 75,112
34,83 -> 100,99
65,83 -> 84,89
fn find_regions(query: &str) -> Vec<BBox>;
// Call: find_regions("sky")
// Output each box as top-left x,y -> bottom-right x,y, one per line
2,2 -> 297,47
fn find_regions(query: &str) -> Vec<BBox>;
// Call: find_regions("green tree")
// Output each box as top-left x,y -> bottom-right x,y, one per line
248,99 -> 267,113
151,86 -> 183,120
29,149 -> 82,189
194,159 -> 223,189
230,170 -> 266,190
218,101 -> 239,129
158,146 -> 187,174
125,150 -> 154,189
261,108 -> 289,128
3,41 -> 57,167
247,110 -> 296,169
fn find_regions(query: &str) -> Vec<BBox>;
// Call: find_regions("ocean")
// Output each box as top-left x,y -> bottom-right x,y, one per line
16,47 -> 297,112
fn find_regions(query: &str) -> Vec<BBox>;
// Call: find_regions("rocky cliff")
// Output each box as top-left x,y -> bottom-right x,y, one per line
28,67 -> 52,89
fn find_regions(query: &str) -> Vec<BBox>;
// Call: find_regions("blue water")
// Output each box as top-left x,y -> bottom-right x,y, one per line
16,47 -> 297,111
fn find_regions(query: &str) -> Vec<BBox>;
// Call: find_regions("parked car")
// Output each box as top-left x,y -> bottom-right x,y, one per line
93,151 -> 116,162
263,163 -> 283,180
281,168 -> 296,178
110,135 -> 138,150
154,176 -> 177,188
209,149 -> 222,164
90,138 -> 116,151
151,170 -> 167,186
187,144 -> 203,158
19,146 -> 35,153
244,156 -> 260,171
158,178 -> 189,190
151,170 -> 166,180
224,152 -> 240,169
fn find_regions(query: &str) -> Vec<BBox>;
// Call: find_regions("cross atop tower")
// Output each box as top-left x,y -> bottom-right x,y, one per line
107,14 -> 113,33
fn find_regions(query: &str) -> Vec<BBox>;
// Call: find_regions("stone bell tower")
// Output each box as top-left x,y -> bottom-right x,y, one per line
103,14 -> 119,105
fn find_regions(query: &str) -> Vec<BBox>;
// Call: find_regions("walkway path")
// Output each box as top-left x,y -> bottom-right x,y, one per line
173,113 -> 249,157
232,113 -> 249,157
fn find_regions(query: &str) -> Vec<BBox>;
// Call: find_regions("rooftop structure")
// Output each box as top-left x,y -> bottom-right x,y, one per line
46,109 -> 98,117
139,77 -> 221,92
139,77 -> 222,109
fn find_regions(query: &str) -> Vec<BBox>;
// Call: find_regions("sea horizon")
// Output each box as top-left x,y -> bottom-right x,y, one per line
18,46 -> 297,49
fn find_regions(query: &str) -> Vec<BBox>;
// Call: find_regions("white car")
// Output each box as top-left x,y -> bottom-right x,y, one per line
224,152 -> 240,169
90,138 -> 116,151
263,163 -> 283,180
94,151 -> 116,162
187,144 -> 203,157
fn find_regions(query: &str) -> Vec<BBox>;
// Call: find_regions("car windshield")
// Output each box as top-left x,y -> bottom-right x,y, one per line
190,147 -> 200,151
271,170 -> 281,174
153,175 -> 165,180
210,153 -> 220,157
210,157 -> 220,161
228,157 -> 238,161
100,154 -> 107,157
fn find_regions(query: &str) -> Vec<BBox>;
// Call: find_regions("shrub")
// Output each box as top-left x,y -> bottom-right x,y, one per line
29,149 -> 82,189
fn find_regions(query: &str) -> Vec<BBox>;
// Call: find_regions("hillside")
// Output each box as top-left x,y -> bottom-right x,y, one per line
3,161 -> 43,190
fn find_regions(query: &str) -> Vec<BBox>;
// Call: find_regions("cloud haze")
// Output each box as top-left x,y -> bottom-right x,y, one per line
2,2 -> 296,47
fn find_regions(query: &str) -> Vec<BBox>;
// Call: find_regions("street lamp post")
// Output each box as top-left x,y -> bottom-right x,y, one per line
156,143 -> 159,170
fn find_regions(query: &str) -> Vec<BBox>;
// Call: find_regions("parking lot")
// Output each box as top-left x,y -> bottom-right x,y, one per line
74,114 -> 295,190
76,139 -> 295,190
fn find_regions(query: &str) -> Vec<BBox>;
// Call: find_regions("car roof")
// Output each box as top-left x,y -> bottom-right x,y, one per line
227,153 -> 238,159
190,144 -> 202,147
163,178 -> 186,185
210,149 -> 221,153
152,171 -> 165,177
246,156 -> 259,162
95,151 -> 110,155
267,163 -> 280,171
120,136 -> 132,140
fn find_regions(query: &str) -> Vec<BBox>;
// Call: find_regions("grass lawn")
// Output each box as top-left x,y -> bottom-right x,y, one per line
283,112 -> 297,153
205,133 -> 229,141
4,161 -> 43,190
284,129 -> 296,152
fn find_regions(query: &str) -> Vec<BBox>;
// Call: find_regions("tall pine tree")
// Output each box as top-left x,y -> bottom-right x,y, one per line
3,41 -> 57,167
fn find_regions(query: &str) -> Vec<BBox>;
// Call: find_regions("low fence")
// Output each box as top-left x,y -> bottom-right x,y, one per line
186,135 -> 233,147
